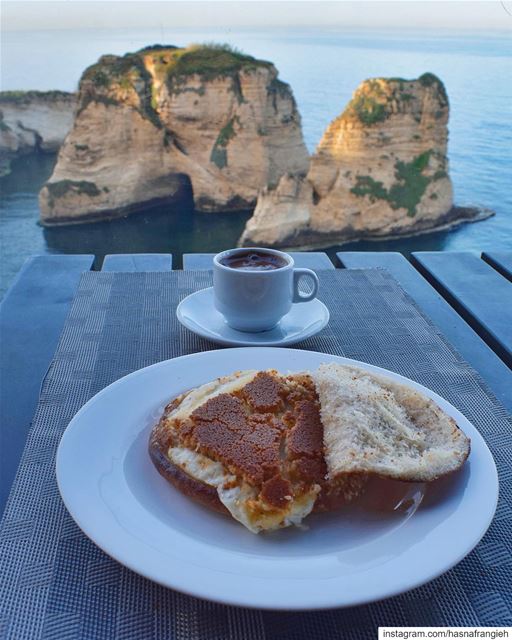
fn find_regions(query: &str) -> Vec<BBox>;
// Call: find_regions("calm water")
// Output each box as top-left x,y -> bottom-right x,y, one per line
1,27 -> 511,295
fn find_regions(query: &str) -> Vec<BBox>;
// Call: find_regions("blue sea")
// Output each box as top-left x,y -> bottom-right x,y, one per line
1,27 -> 511,294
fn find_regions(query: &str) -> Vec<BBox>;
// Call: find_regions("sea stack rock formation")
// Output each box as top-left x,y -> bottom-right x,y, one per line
39,44 -> 308,225
241,74 -> 458,247
0,91 -> 75,176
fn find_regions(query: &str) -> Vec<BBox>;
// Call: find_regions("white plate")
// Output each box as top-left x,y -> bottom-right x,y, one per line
176,287 -> 329,346
56,348 -> 498,610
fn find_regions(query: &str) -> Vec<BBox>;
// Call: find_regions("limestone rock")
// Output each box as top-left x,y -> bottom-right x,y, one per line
241,173 -> 312,246
240,74 -> 458,247
39,45 -> 308,225
0,91 -> 75,175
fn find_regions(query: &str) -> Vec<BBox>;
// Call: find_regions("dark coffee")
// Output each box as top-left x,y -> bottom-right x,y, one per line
220,251 -> 288,271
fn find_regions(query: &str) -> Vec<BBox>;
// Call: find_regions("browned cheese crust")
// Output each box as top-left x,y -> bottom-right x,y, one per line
148,371 -> 366,516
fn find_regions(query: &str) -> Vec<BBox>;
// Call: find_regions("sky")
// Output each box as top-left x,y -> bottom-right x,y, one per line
2,1 -> 512,32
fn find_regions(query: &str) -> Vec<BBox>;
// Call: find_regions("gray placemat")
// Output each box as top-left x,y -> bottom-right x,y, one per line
1,269 -> 511,639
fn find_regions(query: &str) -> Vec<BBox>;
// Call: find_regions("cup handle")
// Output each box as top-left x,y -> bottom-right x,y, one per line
292,268 -> 319,303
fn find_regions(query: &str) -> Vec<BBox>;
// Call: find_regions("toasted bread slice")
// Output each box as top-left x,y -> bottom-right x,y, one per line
149,369 -> 365,533
313,363 -> 470,483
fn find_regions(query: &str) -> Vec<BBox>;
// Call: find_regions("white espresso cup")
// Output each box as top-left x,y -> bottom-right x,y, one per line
213,247 -> 319,332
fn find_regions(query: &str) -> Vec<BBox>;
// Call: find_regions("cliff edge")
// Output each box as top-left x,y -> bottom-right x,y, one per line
0,91 -> 75,176
39,44 -> 308,225
241,73 -> 466,247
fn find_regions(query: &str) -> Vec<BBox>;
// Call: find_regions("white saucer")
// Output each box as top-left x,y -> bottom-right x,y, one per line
176,287 -> 329,347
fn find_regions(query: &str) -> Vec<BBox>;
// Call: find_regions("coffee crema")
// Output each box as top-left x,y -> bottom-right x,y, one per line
219,251 -> 288,271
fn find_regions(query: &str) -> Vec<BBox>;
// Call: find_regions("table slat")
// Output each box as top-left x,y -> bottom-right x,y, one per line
337,251 -> 512,410
411,251 -> 512,368
0,255 -> 94,515
482,251 -> 512,282
102,253 -> 173,271
183,252 -> 334,270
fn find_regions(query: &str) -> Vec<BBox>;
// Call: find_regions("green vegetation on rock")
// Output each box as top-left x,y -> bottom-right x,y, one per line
81,53 -> 163,130
217,118 -> 237,146
418,72 -> 440,86
89,71 -> 110,88
138,44 -> 179,53
146,43 -> 272,83
343,79 -> 390,126
388,152 -> 431,216
346,80 -> 388,125
418,72 -> 448,105
350,94 -> 387,125
210,146 -> 227,169
350,150 -> 446,217
145,43 -> 274,104
79,43 -> 276,132
210,116 -> 239,169
46,180 -> 101,200
342,72 -> 448,126
230,74 -> 245,104
0,90 -> 74,104
350,176 -> 388,201
78,94 -> 119,114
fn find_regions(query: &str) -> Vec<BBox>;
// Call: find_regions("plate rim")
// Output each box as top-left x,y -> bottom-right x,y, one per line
56,347 -> 499,610
176,287 -> 330,346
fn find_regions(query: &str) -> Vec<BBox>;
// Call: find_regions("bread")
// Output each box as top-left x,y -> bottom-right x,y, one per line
149,369 -> 365,533
313,363 -> 470,482
149,363 -> 470,533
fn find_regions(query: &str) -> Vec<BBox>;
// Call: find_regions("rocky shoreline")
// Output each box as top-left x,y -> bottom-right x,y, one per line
37,176 -> 193,227
255,205 -> 494,252
2,142 -> 494,248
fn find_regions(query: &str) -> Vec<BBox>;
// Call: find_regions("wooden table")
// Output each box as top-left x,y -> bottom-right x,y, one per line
1,250 -> 511,516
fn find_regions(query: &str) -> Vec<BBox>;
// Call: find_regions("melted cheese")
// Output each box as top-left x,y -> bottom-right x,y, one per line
168,370 -> 258,421
168,447 -> 318,533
